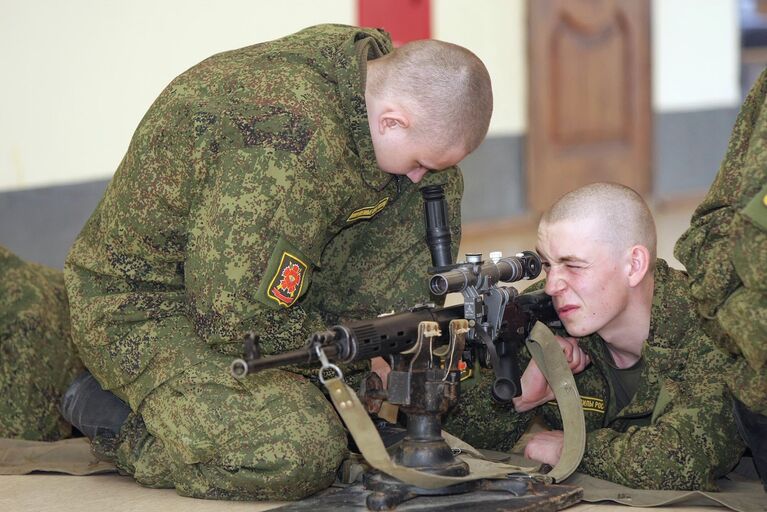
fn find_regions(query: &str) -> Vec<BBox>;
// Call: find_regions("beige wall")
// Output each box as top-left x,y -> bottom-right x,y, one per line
652,0 -> 740,111
434,0 -> 528,136
0,0 -> 741,192
1,0 -> 356,192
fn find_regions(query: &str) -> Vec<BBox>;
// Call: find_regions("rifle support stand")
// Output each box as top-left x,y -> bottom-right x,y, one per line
356,321 -> 529,510
363,396 -> 477,510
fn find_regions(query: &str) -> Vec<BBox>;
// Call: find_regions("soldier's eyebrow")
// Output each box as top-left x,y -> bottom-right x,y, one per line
559,255 -> 588,264
535,246 -> 588,265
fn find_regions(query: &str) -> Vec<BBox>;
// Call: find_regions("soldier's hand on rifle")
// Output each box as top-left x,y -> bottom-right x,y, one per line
558,335 -> 590,373
512,336 -> 590,412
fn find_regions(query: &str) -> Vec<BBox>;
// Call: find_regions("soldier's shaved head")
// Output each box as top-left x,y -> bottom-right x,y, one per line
541,182 -> 657,267
366,40 -> 493,154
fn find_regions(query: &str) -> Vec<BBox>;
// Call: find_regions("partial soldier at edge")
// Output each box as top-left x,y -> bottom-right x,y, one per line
675,67 -> 767,489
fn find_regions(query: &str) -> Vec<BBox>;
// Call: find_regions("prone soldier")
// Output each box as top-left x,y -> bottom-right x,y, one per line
444,182 -> 744,490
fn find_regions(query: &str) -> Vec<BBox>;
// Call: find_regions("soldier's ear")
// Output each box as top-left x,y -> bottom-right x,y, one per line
378,109 -> 409,134
627,245 -> 651,287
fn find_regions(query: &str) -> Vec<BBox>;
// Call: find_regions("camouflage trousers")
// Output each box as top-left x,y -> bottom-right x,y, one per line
0,246 -> 83,441
106,354 -> 348,501
1,245 -> 346,499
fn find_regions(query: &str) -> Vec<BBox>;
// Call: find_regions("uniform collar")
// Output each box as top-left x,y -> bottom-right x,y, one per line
589,259 -> 691,419
336,29 -> 396,191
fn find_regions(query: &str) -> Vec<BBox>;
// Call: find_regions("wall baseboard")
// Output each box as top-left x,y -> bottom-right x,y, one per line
0,180 -> 109,268
653,106 -> 738,201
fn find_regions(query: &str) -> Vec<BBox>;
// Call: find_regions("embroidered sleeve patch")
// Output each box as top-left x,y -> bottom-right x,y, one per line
346,197 -> 389,223
580,396 -> 606,413
548,395 -> 605,414
267,252 -> 308,307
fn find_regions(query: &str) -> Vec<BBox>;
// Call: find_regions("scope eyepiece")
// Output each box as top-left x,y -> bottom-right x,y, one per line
516,250 -> 542,280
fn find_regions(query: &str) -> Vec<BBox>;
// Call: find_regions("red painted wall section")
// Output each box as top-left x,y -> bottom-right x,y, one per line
358,0 -> 431,46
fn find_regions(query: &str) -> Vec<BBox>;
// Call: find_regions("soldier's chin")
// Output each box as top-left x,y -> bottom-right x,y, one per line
562,321 -> 594,338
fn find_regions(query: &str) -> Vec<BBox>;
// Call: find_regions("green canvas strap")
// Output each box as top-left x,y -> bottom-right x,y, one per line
324,376 -> 540,489
322,319 -> 585,489
526,321 -> 586,482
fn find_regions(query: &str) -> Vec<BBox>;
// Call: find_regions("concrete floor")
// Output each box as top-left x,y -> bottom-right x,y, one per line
2,196 -> 739,512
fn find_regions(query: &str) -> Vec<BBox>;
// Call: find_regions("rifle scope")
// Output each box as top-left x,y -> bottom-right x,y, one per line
429,251 -> 542,296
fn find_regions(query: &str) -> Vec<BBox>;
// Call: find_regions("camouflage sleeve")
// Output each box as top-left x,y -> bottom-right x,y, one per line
301,168 -> 463,323
443,366 -> 535,453
674,69 -> 767,318
521,279 -> 546,294
718,183 -> 767,414
674,69 -> 767,412
64,110 -> 333,410
577,329 -> 743,490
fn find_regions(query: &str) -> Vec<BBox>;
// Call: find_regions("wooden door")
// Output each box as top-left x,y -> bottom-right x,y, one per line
527,0 -> 651,212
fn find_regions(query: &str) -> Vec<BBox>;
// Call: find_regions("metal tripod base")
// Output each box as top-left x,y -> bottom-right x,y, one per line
270,478 -> 582,512
363,471 -> 530,511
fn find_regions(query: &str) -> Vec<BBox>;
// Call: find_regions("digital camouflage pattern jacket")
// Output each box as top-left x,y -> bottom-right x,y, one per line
674,69 -> 767,415
446,260 -> 743,490
544,261 -> 743,490
63,24 -> 463,410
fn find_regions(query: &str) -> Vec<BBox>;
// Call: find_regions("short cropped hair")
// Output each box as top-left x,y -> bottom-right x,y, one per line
367,40 -> 493,154
542,182 -> 657,266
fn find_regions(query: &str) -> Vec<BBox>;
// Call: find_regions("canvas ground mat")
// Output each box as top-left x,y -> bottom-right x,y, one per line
2,437 -> 764,511
501,452 -> 765,512
568,470 -> 764,512
0,437 -> 116,475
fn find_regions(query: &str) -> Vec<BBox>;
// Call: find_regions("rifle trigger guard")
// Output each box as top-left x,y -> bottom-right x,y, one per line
315,344 -> 343,384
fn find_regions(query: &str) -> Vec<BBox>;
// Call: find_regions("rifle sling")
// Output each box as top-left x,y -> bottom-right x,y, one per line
526,321 -> 586,482
324,376 -> 539,489
323,321 -> 585,488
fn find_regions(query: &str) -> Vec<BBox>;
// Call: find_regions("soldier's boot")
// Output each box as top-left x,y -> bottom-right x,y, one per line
60,371 -> 131,460
734,398 -> 767,490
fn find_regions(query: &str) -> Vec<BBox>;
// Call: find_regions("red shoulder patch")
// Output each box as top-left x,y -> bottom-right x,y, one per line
267,252 -> 308,307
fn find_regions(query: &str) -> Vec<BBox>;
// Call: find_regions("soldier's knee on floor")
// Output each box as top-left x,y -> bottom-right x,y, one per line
164,399 -> 348,500
134,366 -> 348,500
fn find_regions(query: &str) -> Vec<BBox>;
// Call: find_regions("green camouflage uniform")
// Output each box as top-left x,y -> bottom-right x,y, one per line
445,260 -> 743,490
63,25 -> 462,500
0,246 -> 84,441
674,69 -> 767,416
